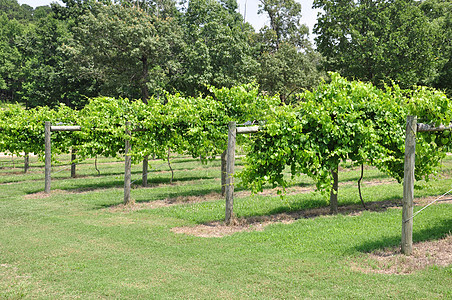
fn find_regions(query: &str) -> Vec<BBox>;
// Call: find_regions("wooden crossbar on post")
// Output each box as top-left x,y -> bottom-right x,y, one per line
225,122 -> 259,225
417,123 -> 452,132
50,125 -> 81,132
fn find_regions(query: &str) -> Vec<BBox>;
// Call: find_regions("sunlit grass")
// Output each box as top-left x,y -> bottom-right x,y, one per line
0,154 -> 451,298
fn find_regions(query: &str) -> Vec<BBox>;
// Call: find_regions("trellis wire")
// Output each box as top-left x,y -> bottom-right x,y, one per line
53,165 -> 73,175
403,186 -> 452,223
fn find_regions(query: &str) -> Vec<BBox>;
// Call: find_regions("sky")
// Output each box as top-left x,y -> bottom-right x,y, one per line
17,0 -> 321,40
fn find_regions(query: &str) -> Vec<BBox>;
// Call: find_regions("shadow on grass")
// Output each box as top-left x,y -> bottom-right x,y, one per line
354,217 -> 452,253
22,174 -> 219,196
229,197 -> 402,224
96,187 -> 223,210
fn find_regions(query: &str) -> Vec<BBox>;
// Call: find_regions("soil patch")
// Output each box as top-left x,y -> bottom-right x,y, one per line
23,189 -> 66,199
352,235 -> 452,274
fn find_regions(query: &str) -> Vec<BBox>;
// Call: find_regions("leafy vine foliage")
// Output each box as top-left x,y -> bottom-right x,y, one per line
0,84 -> 278,167
240,73 -> 452,200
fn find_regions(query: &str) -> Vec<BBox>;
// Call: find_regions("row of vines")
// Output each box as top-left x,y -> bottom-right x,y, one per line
1,73 -> 452,212
240,73 -> 452,212
0,83 -> 278,165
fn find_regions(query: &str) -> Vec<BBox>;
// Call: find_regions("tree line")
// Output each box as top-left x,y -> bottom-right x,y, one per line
0,0 -> 450,108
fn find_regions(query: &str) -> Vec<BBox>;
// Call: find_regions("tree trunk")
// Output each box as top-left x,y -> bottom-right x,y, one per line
330,167 -> 339,214
24,153 -> 29,173
167,148 -> 174,184
358,164 -> 366,209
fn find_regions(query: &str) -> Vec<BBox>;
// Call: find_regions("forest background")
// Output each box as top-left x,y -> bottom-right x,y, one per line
0,0 -> 451,108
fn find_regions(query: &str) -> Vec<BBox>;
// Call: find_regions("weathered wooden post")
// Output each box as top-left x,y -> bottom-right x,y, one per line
124,121 -> 133,205
224,123 -> 260,224
402,115 -> 417,255
44,121 -> 51,193
225,122 -> 236,225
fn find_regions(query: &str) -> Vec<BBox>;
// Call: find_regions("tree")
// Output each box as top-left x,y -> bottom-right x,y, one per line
258,43 -> 323,104
256,0 -> 325,104
0,0 -> 33,21
257,0 -> 310,51
0,12 -> 25,103
16,14 -> 100,108
313,0 -> 442,89
177,0 -> 258,96
420,0 -> 452,96
66,2 -> 183,103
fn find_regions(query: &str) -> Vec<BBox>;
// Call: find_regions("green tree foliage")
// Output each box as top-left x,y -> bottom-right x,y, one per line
313,0 -> 442,89
51,0 -> 111,23
420,0 -> 452,96
67,3 -> 183,102
256,0 -> 325,104
2,0 -> 326,108
257,0 -> 309,50
0,12 -> 24,102
177,0 -> 258,96
0,0 -> 33,21
18,15 -> 99,108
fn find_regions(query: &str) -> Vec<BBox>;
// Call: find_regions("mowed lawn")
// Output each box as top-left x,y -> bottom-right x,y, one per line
0,154 -> 451,299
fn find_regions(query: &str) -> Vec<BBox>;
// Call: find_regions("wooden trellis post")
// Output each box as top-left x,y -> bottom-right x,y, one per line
124,121 -> 133,205
225,122 -> 236,225
402,116 -> 417,255
225,122 -> 259,225
44,122 -> 51,193
401,116 -> 452,255
44,123 -> 81,193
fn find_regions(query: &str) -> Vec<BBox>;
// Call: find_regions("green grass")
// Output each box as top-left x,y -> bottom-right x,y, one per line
0,154 -> 451,299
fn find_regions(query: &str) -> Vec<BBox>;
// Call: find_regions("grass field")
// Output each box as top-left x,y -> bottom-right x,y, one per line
0,153 -> 451,299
